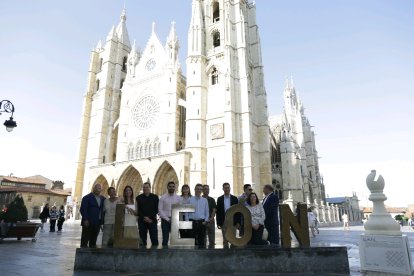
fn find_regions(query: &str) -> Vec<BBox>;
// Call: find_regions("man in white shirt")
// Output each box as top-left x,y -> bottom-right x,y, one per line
189,184 -> 209,248
158,181 -> 181,246
216,183 -> 239,248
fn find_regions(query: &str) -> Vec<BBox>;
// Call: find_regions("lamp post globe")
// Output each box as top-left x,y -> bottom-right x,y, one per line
4,117 -> 17,132
0,100 -> 17,132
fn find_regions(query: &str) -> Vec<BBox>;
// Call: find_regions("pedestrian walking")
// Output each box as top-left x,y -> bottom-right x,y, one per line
342,213 -> 350,230
49,205 -> 58,232
57,205 -> 65,232
38,203 -> 50,232
307,208 -> 316,237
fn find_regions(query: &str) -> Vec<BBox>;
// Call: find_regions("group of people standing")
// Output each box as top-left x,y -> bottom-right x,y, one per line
38,203 -> 66,232
79,181 -> 280,249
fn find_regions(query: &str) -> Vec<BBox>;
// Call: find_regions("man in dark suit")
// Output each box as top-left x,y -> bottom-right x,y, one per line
216,182 -> 238,248
80,183 -> 105,248
262,184 -> 280,245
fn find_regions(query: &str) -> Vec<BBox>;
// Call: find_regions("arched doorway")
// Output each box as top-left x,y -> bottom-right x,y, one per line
93,175 -> 109,197
153,161 -> 179,196
117,165 -> 143,198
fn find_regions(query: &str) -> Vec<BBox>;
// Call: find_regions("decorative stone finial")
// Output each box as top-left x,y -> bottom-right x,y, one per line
120,8 -> 127,22
152,22 -> 156,34
288,191 -> 292,200
364,170 -> 401,235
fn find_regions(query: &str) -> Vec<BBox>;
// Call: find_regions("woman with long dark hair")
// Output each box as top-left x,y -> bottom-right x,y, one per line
246,192 -> 268,245
179,184 -> 194,238
120,185 -> 140,243
38,203 -> 50,232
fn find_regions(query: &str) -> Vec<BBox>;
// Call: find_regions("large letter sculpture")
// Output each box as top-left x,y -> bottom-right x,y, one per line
280,203 -> 310,248
170,204 -> 196,247
223,204 -> 252,247
113,203 -> 140,248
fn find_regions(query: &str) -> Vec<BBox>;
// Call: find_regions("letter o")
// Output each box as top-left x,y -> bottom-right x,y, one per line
223,204 -> 252,247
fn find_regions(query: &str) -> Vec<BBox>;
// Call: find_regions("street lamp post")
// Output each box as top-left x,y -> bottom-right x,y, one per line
0,100 -> 17,132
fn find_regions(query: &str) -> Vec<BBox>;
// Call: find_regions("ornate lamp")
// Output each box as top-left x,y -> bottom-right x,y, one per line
0,100 -> 17,132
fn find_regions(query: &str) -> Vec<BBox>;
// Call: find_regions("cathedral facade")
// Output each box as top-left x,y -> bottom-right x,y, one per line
269,79 -> 326,205
73,1 -> 272,202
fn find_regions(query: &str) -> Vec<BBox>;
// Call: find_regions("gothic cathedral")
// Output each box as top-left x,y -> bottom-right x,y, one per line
74,1 -> 272,202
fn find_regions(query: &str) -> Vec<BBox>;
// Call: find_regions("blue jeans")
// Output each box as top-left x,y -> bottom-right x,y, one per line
161,219 -> 171,246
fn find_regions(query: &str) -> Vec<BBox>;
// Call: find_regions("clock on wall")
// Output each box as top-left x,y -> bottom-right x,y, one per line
210,123 -> 224,140
145,58 -> 156,71
132,95 -> 160,130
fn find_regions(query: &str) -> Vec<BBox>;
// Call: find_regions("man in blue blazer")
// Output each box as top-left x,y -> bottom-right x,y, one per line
80,183 -> 105,248
262,184 -> 280,245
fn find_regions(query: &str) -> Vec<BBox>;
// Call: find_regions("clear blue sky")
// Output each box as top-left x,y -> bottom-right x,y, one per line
0,1 -> 413,206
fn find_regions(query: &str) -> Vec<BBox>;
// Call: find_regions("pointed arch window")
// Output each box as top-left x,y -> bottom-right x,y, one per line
153,138 -> 161,156
98,58 -> 103,71
122,56 -> 127,72
144,139 -> 151,157
96,79 -> 100,92
213,32 -> 220,47
211,67 -> 219,85
213,2 -> 220,22
135,141 -> 141,159
127,143 -> 134,160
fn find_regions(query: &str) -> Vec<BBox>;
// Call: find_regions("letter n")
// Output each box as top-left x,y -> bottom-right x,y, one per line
280,204 -> 310,248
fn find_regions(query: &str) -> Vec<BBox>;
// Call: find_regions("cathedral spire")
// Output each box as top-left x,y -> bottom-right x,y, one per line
116,9 -> 131,48
95,40 -> 103,51
106,26 -> 118,42
188,0 -> 205,55
167,21 -> 178,45
167,21 -> 180,66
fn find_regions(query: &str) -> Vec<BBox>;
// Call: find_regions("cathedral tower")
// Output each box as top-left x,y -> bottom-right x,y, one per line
74,10 -> 131,200
185,0 -> 272,194
270,78 -> 325,204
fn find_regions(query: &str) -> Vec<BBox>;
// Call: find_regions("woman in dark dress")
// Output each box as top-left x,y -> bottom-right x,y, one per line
39,203 -> 50,232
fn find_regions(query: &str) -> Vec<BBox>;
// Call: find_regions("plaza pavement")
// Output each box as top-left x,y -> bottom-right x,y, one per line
0,220 -> 413,275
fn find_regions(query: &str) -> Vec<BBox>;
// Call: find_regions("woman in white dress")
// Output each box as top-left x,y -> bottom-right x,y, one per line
121,185 -> 140,242
179,184 -> 193,238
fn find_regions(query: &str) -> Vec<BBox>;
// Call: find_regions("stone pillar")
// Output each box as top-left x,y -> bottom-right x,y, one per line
330,205 -> 336,222
283,191 -> 295,213
326,204 -> 332,223
313,199 -> 320,223
320,200 -> 326,223
335,205 -> 340,223
359,170 -> 412,275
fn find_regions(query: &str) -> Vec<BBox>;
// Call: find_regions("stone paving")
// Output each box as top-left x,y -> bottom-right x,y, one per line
0,220 -> 413,275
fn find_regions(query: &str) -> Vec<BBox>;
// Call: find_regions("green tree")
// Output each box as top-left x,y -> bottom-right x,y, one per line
4,195 -> 28,223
